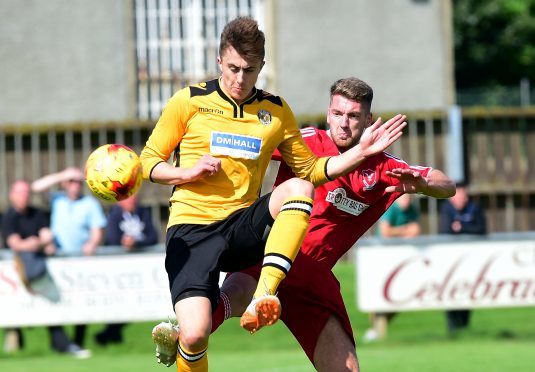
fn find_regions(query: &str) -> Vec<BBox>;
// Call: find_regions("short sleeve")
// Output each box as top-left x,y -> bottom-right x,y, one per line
87,197 -> 107,229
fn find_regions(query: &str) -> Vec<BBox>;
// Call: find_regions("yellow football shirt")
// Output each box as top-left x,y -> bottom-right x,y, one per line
140,78 -> 329,227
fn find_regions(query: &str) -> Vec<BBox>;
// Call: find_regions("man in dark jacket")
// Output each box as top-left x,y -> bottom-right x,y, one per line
95,194 -> 159,345
439,181 -> 487,333
2,180 -> 90,358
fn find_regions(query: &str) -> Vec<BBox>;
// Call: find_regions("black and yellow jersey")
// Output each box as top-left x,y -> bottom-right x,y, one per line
140,78 -> 329,227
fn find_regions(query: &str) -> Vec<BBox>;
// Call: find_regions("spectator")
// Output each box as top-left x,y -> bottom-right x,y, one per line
439,181 -> 487,333
95,194 -> 158,346
364,193 -> 422,342
378,193 -> 421,238
1,179 -> 90,358
32,167 -> 107,347
103,194 -> 158,249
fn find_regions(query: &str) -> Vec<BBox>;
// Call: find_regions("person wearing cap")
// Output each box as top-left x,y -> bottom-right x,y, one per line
32,167 -> 107,347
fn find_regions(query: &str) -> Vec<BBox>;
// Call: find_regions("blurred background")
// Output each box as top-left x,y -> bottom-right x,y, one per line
0,0 -> 533,235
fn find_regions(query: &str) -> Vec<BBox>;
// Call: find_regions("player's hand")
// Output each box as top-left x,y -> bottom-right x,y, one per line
187,154 -> 222,181
359,114 -> 407,157
384,168 -> 428,193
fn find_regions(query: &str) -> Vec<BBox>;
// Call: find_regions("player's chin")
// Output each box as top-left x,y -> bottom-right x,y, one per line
232,91 -> 247,101
333,138 -> 353,150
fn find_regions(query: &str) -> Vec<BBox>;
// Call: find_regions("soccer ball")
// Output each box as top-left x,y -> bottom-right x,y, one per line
85,144 -> 143,202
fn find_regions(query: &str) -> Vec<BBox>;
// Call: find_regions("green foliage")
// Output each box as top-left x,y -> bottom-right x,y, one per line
454,0 -> 535,88
1,262 -> 534,371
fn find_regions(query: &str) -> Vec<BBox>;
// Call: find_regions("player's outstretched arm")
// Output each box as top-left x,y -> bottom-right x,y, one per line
326,114 -> 407,180
149,154 -> 222,185
385,168 -> 455,198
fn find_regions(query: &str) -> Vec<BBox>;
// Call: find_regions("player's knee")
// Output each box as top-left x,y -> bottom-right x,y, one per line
178,328 -> 209,350
283,178 -> 315,198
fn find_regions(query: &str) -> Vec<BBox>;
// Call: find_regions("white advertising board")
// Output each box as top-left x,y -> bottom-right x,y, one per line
0,252 -> 175,327
356,235 -> 535,312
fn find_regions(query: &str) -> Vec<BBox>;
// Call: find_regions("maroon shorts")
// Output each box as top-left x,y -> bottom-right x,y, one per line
237,252 -> 354,363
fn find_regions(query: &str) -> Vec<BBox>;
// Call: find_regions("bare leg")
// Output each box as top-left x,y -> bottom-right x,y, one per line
267,178 -> 315,218
174,297 -> 212,348
314,316 -> 359,372
174,296 -> 212,371
220,272 -> 258,317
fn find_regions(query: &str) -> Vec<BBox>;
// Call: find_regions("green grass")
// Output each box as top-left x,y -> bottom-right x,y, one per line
2,262 -> 534,371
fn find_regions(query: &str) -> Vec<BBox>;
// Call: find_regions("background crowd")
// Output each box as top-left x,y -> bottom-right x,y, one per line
0,168 -> 159,357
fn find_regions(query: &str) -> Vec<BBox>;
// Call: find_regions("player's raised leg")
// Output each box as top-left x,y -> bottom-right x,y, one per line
241,178 -> 314,333
314,316 -> 360,372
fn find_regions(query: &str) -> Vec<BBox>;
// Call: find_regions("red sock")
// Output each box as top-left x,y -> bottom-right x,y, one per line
211,292 -> 230,334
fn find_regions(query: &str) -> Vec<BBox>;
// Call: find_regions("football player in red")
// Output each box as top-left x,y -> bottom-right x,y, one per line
209,77 -> 456,371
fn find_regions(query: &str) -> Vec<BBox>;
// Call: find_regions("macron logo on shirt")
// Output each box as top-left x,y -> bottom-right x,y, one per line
210,131 -> 262,160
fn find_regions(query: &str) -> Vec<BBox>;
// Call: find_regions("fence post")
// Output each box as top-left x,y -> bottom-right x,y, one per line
520,78 -> 531,107
447,105 -> 464,183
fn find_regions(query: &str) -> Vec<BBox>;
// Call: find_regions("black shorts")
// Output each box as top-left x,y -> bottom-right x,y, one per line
165,193 -> 273,309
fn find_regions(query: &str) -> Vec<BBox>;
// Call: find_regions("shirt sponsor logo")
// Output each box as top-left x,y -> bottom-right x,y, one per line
361,169 -> 377,190
210,132 -> 262,159
326,187 -> 369,216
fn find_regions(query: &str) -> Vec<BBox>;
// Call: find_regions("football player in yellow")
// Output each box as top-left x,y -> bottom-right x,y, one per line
141,16 -> 406,371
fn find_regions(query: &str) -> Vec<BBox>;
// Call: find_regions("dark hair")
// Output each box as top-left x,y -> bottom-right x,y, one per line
219,17 -> 265,63
330,77 -> 374,112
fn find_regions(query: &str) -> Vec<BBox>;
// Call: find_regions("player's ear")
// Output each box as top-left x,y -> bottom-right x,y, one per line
367,112 -> 373,126
217,57 -> 223,71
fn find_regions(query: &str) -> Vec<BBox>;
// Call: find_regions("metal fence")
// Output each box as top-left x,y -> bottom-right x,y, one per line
0,107 -> 534,234
0,121 -> 169,234
457,80 -> 534,107
134,0 -> 266,120
302,107 -> 535,234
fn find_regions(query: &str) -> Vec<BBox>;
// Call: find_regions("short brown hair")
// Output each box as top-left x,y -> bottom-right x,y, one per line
330,77 -> 374,112
219,17 -> 265,63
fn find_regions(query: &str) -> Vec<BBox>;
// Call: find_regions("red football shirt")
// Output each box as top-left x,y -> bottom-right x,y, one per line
272,127 -> 432,269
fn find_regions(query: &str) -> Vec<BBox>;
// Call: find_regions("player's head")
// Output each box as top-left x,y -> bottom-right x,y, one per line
218,17 -> 265,104
327,77 -> 374,151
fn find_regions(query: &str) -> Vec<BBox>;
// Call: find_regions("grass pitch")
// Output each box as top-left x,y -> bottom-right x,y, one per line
1,262 -> 534,371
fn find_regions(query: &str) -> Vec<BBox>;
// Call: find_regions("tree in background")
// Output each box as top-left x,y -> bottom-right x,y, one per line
454,0 -> 535,93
